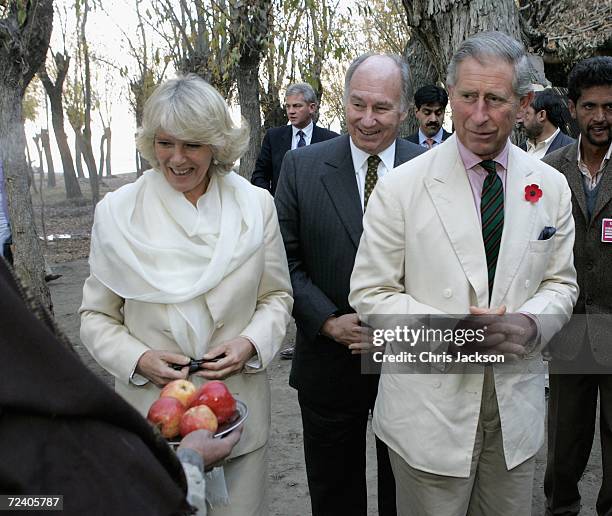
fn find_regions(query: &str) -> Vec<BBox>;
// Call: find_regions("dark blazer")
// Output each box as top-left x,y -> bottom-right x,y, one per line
406,128 -> 452,146
275,135 -> 425,407
544,142 -> 612,365
251,123 -> 339,194
520,130 -> 575,155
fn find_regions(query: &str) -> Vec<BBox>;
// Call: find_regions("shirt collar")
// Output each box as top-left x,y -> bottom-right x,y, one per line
418,127 -> 443,145
527,127 -> 560,152
292,120 -> 313,139
349,137 -> 397,173
577,134 -> 612,171
456,137 -> 510,172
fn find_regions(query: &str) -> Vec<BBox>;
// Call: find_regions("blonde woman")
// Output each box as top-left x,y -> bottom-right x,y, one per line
80,74 -> 293,515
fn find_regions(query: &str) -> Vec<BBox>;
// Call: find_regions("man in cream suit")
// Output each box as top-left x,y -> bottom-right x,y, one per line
349,32 -> 578,515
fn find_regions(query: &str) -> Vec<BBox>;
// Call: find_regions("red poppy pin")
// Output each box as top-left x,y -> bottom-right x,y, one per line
524,184 -> 542,203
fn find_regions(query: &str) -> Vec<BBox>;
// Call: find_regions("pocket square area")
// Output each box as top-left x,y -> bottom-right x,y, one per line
538,226 -> 557,240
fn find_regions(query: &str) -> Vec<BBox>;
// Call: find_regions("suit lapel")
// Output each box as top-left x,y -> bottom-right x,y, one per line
280,125 -> 292,154
311,125 -> 322,144
561,144 -> 589,223
491,147 -> 538,306
320,136 -> 363,248
423,136 -> 489,306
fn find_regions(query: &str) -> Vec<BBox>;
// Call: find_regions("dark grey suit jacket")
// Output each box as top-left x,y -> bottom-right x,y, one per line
406,128 -> 452,146
544,142 -> 612,365
251,124 -> 339,195
275,135 -> 424,406
520,130 -> 575,156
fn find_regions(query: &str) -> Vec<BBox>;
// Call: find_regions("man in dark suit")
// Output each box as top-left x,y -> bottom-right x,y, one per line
543,56 -> 612,516
406,85 -> 452,149
275,54 -> 424,516
520,90 -> 575,158
251,82 -> 338,195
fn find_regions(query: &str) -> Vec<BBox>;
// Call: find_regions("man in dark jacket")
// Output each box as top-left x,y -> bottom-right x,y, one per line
251,82 -> 338,195
543,56 -> 612,516
520,90 -> 575,158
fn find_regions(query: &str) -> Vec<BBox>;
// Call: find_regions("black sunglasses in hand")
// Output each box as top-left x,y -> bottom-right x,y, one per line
170,354 -> 226,374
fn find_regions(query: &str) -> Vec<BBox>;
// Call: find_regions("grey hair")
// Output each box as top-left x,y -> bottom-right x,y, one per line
285,82 -> 317,105
344,53 -> 412,112
446,31 -> 532,98
136,74 -> 249,176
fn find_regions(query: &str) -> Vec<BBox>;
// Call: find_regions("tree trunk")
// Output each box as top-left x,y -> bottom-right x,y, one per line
401,0 -> 522,88
41,128 -> 55,188
80,0 -> 99,206
104,126 -> 112,177
0,0 -> 54,311
25,142 -> 37,194
237,63 -> 262,180
98,132 -> 106,178
230,0 -> 271,180
74,132 -> 84,178
402,36 -> 441,137
39,54 -> 82,199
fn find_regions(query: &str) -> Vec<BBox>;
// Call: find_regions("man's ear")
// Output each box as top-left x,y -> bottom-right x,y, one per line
537,109 -> 547,123
518,90 -> 534,112
568,100 -> 577,120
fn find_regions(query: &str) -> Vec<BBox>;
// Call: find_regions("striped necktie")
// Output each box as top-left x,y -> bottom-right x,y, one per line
297,130 -> 306,148
364,155 -> 381,209
480,160 -> 504,297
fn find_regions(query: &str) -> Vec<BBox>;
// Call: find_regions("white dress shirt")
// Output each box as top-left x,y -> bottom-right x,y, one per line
526,127 -> 560,160
577,134 -> 612,191
418,127 -> 444,149
291,121 -> 314,149
349,137 -> 396,211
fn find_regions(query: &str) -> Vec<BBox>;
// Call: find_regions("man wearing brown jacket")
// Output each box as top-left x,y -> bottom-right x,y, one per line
543,56 -> 612,516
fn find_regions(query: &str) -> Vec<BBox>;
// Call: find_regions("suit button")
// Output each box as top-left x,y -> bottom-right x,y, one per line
587,262 -> 594,271
525,280 -> 530,289
216,321 -> 224,329
586,297 -> 593,306
443,289 -> 452,298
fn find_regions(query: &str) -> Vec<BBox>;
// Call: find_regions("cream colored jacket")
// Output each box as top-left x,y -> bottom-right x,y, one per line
80,189 -> 293,459
349,135 -> 578,477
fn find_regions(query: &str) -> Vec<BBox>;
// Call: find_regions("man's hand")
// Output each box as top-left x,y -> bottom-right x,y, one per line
178,427 -> 242,471
195,337 -> 256,380
320,314 -> 372,351
135,350 -> 190,388
451,305 -> 537,356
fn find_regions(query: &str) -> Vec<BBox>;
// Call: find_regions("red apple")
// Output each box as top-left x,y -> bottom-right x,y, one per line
180,405 -> 219,437
190,380 -> 236,424
147,397 -> 185,439
160,379 -> 197,407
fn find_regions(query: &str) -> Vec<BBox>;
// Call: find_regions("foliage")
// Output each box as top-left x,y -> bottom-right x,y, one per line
22,77 -> 42,121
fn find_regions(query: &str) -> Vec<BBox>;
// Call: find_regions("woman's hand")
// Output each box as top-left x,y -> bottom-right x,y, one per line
135,350 -> 191,388
178,427 -> 242,471
195,337 -> 256,380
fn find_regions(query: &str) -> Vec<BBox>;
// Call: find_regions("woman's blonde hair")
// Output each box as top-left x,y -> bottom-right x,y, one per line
136,74 -> 249,176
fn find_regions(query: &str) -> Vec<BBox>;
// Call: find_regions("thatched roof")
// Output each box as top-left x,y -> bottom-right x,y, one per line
536,0 -> 612,64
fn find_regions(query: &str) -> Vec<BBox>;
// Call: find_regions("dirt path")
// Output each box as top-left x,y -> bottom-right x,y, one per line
49,259 -> 601,515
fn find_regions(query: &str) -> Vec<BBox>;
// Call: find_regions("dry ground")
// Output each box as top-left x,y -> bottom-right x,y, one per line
33,173 -> 602,515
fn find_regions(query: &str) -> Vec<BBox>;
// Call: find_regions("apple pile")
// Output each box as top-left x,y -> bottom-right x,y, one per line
147,379 -> 237,439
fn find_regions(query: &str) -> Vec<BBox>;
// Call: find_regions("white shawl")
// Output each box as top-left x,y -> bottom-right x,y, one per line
89,169 -> 264,358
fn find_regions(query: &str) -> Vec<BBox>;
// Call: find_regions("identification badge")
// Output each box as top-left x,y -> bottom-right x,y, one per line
602,219 -> 612,243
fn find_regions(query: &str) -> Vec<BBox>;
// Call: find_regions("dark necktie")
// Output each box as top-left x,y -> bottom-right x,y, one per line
480,160 -> 504,297
364,155 -> 381,209
297,130 -> 306,148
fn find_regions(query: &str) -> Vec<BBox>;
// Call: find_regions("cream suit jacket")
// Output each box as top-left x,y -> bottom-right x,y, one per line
80,189 -> 293,459
349,135 -> 578,477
